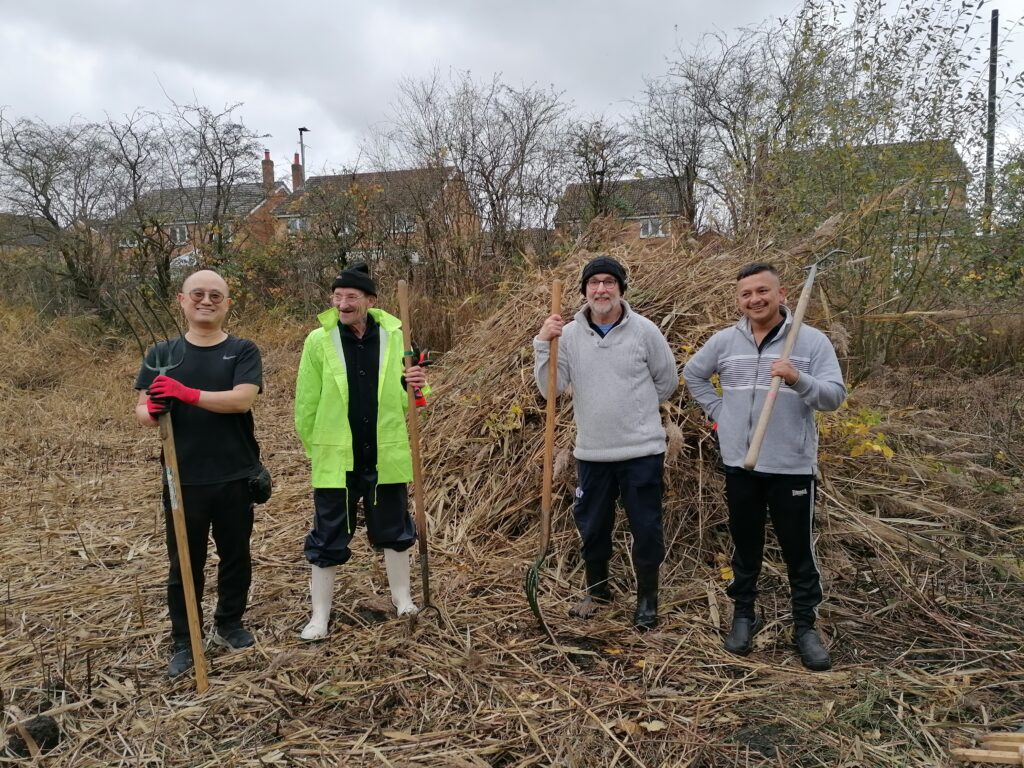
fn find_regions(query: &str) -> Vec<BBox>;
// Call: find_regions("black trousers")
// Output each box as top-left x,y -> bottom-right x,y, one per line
573,454 -> 666,572
304,470 -> 416,568
724,469 -> 822,629
163,478 -> 254,642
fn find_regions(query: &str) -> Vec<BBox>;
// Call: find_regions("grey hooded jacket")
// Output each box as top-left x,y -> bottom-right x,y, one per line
683,309 -> 846,475
534,301 -> 678,462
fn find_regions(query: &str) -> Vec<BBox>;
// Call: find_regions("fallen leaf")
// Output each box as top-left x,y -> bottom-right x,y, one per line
614,719 -> 640,736
640,720 -> 667,732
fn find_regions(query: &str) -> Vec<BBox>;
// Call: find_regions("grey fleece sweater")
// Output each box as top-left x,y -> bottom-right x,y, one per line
534,301 -> 678,462
682,309 -> 846,475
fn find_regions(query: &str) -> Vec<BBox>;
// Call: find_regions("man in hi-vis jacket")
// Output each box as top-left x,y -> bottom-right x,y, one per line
294,262 -> 427,641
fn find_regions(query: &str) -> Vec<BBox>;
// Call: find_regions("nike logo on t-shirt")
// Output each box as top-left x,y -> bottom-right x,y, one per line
223,355 -> 237,360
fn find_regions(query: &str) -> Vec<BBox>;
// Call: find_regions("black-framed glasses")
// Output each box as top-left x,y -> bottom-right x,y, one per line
188,289 -> 226,304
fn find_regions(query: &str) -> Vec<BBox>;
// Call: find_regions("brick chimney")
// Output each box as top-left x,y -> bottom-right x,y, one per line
291,152 -> 304,191
261,150 -> 275,195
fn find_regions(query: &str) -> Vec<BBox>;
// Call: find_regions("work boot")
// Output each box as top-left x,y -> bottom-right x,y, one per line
569,560 -> 611,619
211,624 -> 255,650
167,641 -> 193,678
300,565 -> 336,641
632,568 -> 658,631
794,627 -> 832,671
724,615 -> 763,656
384,548 -> 419,617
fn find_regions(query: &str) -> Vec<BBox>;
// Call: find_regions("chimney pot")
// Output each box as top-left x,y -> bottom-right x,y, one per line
291,153 -> 304,191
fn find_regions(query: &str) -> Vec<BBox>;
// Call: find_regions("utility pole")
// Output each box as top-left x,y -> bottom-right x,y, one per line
983,9 -> 998,234
298,126 -> 310,173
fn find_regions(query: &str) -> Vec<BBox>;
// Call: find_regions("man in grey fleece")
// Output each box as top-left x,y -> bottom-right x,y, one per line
534,255 -> 678,630
683,262 -> 846,671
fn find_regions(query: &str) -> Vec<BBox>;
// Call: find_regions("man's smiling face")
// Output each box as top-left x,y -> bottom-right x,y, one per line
178,270 -> 231,329
736,270 -> 786,330
331,287 -> 375,328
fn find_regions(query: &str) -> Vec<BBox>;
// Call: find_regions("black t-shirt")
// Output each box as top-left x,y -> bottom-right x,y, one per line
135,335 -> 263,486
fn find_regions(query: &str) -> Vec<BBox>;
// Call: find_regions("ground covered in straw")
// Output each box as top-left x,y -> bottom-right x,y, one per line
1,240 -> 1022,766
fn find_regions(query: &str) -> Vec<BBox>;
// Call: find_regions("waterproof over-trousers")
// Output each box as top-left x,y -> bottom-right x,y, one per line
304,470 -> 416,567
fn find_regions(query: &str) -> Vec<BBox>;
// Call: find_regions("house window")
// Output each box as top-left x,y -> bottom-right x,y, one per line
119,235 -> 140,249
287,217 -> 308,235
207,222 -> 234,244
393,214 -> 416,233
170,224 -> 189,246
639,218 -> 668,239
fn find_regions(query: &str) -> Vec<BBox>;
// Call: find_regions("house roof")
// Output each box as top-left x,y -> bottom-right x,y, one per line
854,139 -> 970,180
0,213 -> 52,247
555,177 -> 684,224
277,167 -> 457,218
132,182 -> 282,225
782,139 -> 971,182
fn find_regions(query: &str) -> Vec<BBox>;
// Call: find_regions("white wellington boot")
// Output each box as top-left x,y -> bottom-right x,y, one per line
383,548 -> 419,616
300,565 -> 336,641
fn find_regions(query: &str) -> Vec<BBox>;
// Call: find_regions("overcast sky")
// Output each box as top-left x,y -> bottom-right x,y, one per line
1,0 -> 1022,182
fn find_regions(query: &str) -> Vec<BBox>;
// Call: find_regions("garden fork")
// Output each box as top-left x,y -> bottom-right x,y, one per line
116,290 -> 210,694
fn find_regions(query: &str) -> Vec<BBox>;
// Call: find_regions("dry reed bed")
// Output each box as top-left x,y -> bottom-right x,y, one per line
0,228 -> 1022,766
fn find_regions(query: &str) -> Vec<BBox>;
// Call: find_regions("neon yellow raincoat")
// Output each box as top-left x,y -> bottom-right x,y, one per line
294,307 -> 413,488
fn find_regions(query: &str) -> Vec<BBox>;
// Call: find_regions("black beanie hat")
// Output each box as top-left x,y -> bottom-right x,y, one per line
331,262 -> 377,296
580,255 -> 627,294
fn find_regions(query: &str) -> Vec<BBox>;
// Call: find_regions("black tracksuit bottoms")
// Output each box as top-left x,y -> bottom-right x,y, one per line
573,453 -> 666,572
724,469 -> 822,629
163,478 -> 254,642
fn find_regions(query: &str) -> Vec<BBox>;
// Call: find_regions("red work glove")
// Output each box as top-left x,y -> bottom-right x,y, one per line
148,374 -> 201,406
146,396 -> 169,421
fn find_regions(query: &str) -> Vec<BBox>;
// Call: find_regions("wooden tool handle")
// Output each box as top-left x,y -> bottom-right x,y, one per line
743,263 -> 819,470
539,280 -> 563,553
159,413 -> 209,693
397,280 -> 431,605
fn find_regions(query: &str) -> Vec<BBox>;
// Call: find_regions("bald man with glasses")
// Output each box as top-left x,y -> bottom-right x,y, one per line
134,269 -> 265,678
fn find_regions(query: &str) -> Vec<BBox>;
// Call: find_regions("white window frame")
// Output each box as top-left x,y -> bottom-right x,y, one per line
287,217 -> 308,235
169,224 -> 189,246
393,213 -> 416,234
639,217 -> 668,239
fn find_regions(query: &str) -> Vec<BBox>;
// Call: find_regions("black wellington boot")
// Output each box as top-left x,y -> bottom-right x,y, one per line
632,568 -> 659,631
569,560 -> 611,619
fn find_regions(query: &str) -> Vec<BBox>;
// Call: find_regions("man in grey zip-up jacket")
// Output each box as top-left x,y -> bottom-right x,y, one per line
535,255 -> 677,630
683,262 -> 845,670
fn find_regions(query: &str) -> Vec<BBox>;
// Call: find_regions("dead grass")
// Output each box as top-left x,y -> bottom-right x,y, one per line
0,221 -> 1022,766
